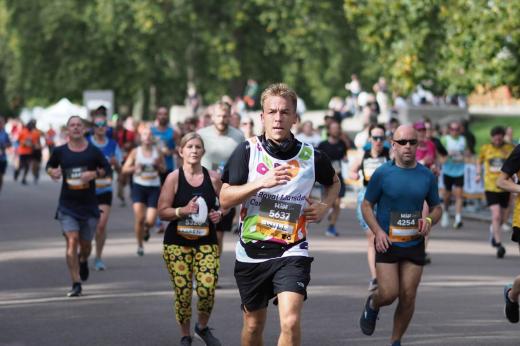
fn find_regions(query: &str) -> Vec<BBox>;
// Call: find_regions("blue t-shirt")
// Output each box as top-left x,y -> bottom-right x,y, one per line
151,126 -> 175,172
364,161 -> 440,247
0,130 -> 11,161
88,136 -> 122,194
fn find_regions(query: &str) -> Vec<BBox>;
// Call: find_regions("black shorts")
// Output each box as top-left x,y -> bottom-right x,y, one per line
131,184 -> 160,208
217,208 -> 236,232
97,191 -> 113,206
376,241 -> 426,266
512,227 -> 520,243
0,160 -> 6,175
443,175 -> 464,192
234,256 -> 313,312
485,191 -> 510,208
32,149 -> 42,162
19,154 -> 32,167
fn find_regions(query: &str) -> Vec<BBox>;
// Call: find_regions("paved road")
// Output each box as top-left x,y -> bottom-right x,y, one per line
1,176 -> 519,346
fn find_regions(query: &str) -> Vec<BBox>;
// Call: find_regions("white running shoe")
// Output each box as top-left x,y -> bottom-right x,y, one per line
502,223 -> 512,232
441,212 -> 449,228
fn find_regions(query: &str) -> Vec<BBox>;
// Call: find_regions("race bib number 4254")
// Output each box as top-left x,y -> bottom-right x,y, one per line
256,199 -> 302,243
389,211 -> 421,243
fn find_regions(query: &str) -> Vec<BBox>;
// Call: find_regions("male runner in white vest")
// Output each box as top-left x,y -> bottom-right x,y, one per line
220,83 -> 340,346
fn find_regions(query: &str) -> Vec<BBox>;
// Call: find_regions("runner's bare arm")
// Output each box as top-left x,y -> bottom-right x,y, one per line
220,164 -> 292,209
158,170 -> 180,221
349,154 -> 362,180
122,149 -> 137,174
304,174 -> 340,222
419,204 -> 443,236
361,199 -> 390,252
497,172 -> 520,193
209,170 -> 229,216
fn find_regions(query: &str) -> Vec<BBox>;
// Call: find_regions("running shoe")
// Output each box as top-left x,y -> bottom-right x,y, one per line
79,259 -> 89,281
497,245 -> 506,259
504,284 -> 519,323
390,340 -> 401,346
502,223 -> 512,232
67,282 -> 82,297
325,225 -> 339,237
440,213 -> 449,228
453,220 -> 463,229
94,258 -> 106,271
180,336 -> 192,346
368,278 -> 378,292
359,295 -> 379,336
424,253 -> 432,265
137,246 -> 144,256
194,323 -> 222,346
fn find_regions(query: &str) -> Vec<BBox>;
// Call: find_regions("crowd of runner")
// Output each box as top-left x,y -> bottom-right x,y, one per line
1,82 -> 519,346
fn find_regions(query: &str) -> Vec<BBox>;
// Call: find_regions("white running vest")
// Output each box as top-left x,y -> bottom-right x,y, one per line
133,146 -> 161,187
236,136 -> 316,263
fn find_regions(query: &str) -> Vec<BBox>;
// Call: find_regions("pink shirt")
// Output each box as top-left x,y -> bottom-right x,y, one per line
416,140 -> 436,167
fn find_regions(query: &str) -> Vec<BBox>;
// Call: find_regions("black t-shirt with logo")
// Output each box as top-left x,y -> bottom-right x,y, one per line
501,144 -> 520,177
46,143 -> 110,219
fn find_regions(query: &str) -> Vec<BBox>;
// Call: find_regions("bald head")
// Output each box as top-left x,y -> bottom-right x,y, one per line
392,125 -> 418,167
392,125 -> 417,141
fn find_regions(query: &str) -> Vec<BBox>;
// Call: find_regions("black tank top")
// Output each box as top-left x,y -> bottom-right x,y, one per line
361,147 -> 390,186
164,167 -> 218,246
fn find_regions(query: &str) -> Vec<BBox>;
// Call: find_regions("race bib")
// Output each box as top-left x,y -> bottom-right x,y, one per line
177,217 -> 209,240
389,211 -> 421,243
488,158 -> 505,173
139,164 -> 158,180
256,199 -> 302,243
363,157 -> 386,182
65,166 -> 89,190
95,177 -> 112,189
450,151 -> 464,163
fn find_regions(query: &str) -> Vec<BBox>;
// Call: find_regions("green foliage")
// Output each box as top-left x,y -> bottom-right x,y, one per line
0,0 -> 519,113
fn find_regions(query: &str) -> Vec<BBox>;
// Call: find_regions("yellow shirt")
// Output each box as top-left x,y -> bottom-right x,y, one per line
479,143 -> 515,192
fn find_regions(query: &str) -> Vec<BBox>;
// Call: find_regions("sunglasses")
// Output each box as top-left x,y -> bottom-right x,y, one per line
94,121 -> 107,128
371,136 -> 385,142
394,139 -> 418,146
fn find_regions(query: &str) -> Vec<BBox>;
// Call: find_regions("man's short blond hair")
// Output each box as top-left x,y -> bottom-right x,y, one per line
260,83 -> 297,112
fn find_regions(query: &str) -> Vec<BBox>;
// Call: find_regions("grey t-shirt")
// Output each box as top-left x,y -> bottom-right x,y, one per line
197,125 -> 245,174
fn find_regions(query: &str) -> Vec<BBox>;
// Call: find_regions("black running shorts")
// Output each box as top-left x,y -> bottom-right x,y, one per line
234,256 -> 313,312
97,191 -> 113,206
443,175 -> 464,192
485,191 -> 510,208
376,241 -> 426,266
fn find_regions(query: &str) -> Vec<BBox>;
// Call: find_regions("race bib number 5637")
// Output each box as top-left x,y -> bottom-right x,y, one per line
256,199 -> 301,243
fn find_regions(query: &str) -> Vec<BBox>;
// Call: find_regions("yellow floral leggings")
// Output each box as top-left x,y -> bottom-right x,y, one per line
163,244 -> 220,324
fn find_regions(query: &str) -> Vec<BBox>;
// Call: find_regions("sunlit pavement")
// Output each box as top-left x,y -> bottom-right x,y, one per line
1,177 -> 519,345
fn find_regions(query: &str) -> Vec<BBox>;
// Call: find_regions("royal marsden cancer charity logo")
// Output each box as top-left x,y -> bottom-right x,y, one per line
256,157 -> 300,178
255,145 -> 312,177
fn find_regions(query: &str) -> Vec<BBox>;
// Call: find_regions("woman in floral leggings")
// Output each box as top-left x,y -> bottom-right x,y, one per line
158,133 -> 226,346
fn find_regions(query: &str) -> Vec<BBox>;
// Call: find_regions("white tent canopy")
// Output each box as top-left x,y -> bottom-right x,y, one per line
21,98 -> 88,131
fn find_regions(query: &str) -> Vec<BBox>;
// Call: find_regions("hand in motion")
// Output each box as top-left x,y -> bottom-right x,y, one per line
260,164 -> 292,189
80,171 -> 97,183
48,168 -> 62,181
303,198 -> 329,223
375,230 -> 391,253
208,209 -> 222,224
181,196 -> 199,216
418,218 -> 432,237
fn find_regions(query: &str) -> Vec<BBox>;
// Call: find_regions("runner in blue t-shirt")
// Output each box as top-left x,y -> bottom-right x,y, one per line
88,113 -> 122,271
0,116 -> 12,194
359,125 -> 442,346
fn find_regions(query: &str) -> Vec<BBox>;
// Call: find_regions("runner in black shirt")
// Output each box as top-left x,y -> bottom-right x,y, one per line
318,120 -> 348,236
47,116 -> 110,297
